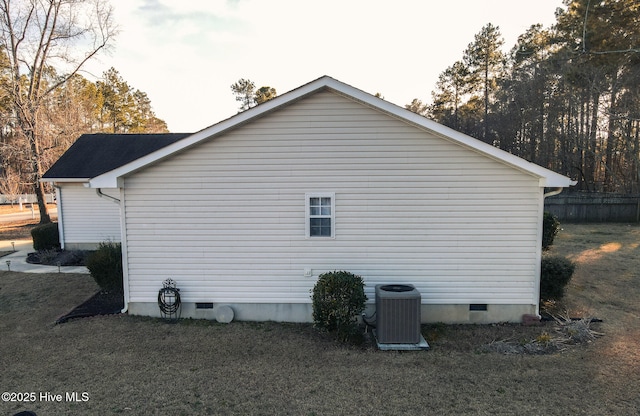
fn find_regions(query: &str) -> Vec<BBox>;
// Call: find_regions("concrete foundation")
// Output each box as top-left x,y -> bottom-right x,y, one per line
63,242 -> 103,250
128,302 -> 535,324
421,304 -> 535,324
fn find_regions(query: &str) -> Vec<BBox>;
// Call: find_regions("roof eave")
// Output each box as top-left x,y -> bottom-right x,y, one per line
41,177 -> 90,184
89,77 -> 337,188
328,80 -> 577,188
89,75 -> 576,189
540,176 -> 577,188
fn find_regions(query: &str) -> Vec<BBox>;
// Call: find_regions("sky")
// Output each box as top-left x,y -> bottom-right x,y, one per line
84,0 -> 564,133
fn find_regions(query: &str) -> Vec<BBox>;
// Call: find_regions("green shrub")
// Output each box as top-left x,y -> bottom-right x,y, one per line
542,212 -> 560,250
540,255 -> 575,301
86,242 -> 123,292
311,271 -> 367,341
31,222 -> 60,251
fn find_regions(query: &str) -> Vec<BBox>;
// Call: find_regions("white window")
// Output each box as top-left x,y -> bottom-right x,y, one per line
305,193 -> 335,238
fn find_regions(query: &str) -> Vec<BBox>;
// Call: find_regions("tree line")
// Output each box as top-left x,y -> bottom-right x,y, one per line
0,64 -> 168,208
2,0 -> 637,224
0,0 -> 166,222
408,0 -> 640,193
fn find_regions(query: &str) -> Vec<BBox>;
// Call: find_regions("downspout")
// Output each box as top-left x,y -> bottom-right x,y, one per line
53,185 -> 65,250
96,188 -> 120,204
95,188 -> 128,313
544,187 -> 563,198
533,187 -> 565,317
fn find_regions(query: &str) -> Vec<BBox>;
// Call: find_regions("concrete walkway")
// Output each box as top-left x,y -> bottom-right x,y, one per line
0,239 -> 89,274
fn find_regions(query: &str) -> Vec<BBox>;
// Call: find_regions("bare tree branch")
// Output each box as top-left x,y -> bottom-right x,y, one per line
0,0 -> 118,223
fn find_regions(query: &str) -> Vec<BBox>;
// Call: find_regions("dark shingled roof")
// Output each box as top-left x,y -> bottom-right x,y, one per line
43,133 -> 192,180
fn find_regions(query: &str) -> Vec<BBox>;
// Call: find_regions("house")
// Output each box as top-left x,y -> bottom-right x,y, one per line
44,76 -> 575,324
42,133 -> 191,249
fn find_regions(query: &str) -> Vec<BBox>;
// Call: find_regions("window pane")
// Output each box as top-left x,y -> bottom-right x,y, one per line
320,220 -> 331,236
310,206 -> 319,215
310,218 -> 331,237
310,197 -> 319,206
321,197 -> 331,206
311,218 -> 330,227
321,207 -> 331,215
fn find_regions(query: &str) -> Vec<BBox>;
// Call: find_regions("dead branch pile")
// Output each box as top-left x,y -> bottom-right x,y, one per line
480,316 -> 603,355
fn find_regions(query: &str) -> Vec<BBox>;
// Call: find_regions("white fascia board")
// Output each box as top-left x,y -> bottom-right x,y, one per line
327,79 -> 576,188
40,178 -> 90,184
89,77 -> 335,188
89,75 -> 576,189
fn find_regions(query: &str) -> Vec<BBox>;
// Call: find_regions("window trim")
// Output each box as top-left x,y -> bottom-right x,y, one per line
305,192 -> 335,239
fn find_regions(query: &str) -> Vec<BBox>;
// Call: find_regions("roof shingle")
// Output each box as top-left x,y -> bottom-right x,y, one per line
43,133 -> 191,180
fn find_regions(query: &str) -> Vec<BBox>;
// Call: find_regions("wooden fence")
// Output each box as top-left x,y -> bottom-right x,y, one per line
544,193 -> 640,223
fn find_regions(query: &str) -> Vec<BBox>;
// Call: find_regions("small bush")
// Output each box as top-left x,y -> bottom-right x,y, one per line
540,255 -> 575,301
311,271 -> 367,341
86,242 -> 123,292
542,212 -> 560,250
31,222 -> 60,251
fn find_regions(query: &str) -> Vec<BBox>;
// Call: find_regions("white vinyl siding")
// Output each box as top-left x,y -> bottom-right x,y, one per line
59,184 -> 121,246
122,90 -> 542,307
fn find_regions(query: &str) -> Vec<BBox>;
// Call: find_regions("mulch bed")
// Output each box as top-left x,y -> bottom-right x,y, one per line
27,249 -> 91,266
56,290 -> 124,324
21,248 -> 124,323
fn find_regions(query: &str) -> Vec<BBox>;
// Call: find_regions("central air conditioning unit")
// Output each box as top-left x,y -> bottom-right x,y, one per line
375,284 -> 421,344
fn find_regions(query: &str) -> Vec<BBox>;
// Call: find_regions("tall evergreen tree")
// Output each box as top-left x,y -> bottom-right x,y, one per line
98,68 -> 134,133
417,0 -> 640,193
96,68 -> 167,134
231,78 -> 256,111
463,23 -> 506,144
428,60 -> 470,132
231,79 -> 277,111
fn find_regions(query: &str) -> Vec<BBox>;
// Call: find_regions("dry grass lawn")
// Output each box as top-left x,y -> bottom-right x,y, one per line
0,223 -> 639,415
0,204 -> 57,243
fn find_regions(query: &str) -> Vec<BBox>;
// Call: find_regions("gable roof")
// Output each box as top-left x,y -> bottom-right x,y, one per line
86,76 -> 575,188
43,133 -> 191,182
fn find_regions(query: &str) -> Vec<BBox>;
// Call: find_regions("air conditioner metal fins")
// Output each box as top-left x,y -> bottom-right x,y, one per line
375,284 -> 422,344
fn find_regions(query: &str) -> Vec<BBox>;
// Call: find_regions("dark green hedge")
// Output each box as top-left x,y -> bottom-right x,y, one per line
31,222 -> 60,251
311,270 -> 367,341
542,212 -> 560,250
540,255 -> 575,301
86,242 -> 123,292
